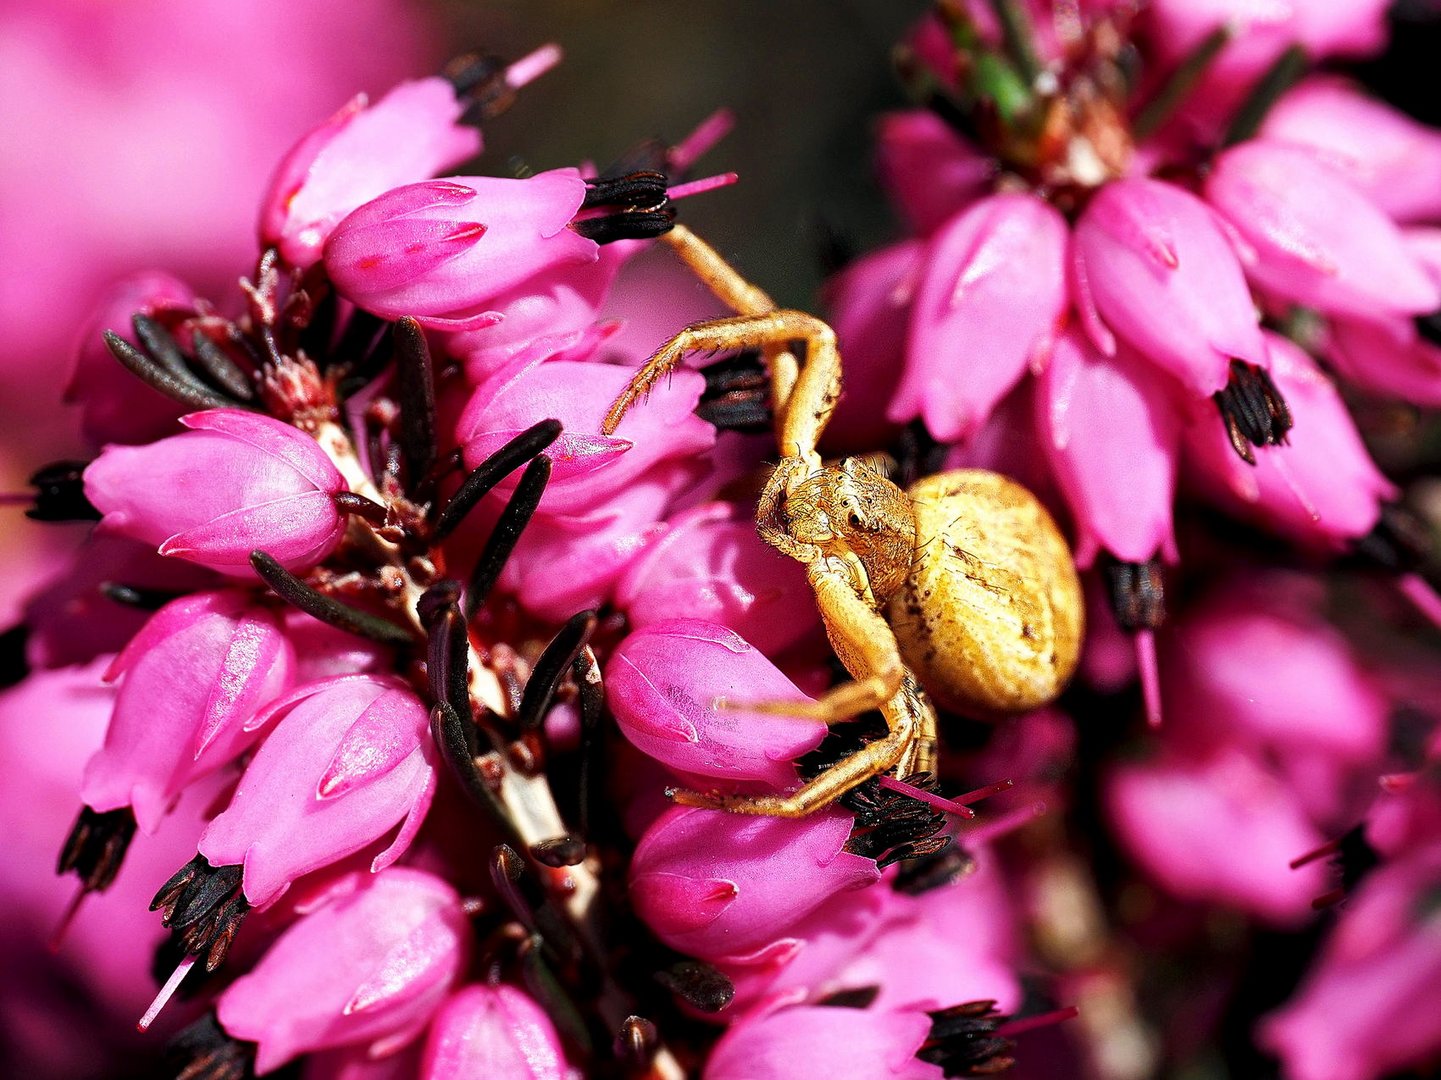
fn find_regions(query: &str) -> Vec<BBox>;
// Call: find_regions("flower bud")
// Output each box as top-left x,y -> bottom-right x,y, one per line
198,674 -> 437,907
615,503 -> 820,655
630,806 -> 880,962
1206,140 -> 1439,321
1072,177 -> 1265,396
80,590 -> 294,833
419,984 -> 570,1080
892,193 -> 1068,441
607,619 -> 825,789
705,1004 -> 941,1080
217,868 -> 468,1073
261,78 -> 483,268
323,170 -> 596,329
874,111 -> 993,239
84,409 -> 348,574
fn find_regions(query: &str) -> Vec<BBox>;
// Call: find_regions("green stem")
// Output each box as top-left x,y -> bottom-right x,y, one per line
986,0 -> 1043,84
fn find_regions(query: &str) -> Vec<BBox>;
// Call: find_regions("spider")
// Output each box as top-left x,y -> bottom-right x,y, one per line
603,226 -> 1084,816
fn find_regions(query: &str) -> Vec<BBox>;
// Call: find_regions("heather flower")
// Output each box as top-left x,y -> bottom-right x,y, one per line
874,111 -> 994,239
214,868 -> 469,1073
84,409 -> 349,574
705,1004 -> 942,1080
196,673 -> 437,908
78,590 -> 294,835
418,984 -> 571,1080
890,193 -> 1069,442
615,502 -> 820,655
606,618 -> 825,789
630,806 -> 880,962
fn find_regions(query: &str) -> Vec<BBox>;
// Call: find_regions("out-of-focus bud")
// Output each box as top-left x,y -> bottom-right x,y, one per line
1036,330 -> 1182,567
216,868 -> 468,1073
705,1004 -> 942,1080
198,674 -> 437,907
419,984 -> 570,1080
1072,178 -> 1266,396
874,111 -> 994,239
323,170 -> 595,329
80,590 -> 294,834
606,619 -> 825,789
84,409 -> 348,575
630,806 -> 880,962
64,272 -> 193,446
615,503 -> 820,656
260,78 -> 482,268
1206,141 -> 1439,321
891,194 -> 1069,442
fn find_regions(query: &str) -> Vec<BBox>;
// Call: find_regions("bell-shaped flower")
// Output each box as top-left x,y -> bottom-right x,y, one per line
1261,77 -> 1441,225
874,111 -> 993,239
64,272 -> 193,447
1182,332 -> 1397,549
84,409 -> 348,575
820,239 -> 922,452
891,193 -> 1068,442
630,806 -> 880,962
323,169 -> 595,330
419,984 -> 570,1080
615,503 -> 820,656
260,78 -> 482,268
1071,177 -> 1266,396
217,868 -> 468,1074
80,590 -> 295,833
1036,330 -> 1182,568
1106,746 -> 1329,926
198,674 -> 438,908
1259,844 -> 1441,1080
1206,140 -> 1440,321
606,619 -> 826,790
456,352 -> 714,517
705,1004 -> 942,1080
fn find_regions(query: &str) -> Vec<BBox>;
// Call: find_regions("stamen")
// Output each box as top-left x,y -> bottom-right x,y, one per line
393,316 -> 438,491
103,330 -> 234,411
49,882 -> 89,952
519,611 -> 598,733
1104,557 -> 1166,632
531,836 -> 587,867
1135,629 -> 1163,729
421,581 -> 472,724
877,774 -> 978,819
1290,836 -> 1342,870
464,455 -> 553,616
430,702 -> 527,851
996,1005 -> 1081,1038
332,490 -> 389,526
615,1015 -> 661,1069
139,954 -> 198,1032
24,461 -> 100,522
656,961 -> 735,1014
670,108 -> 735,174
666,172 -> 739,201
189,330 -> 255,401
432,418 -> 561,542
249,550 -> 417,646
1213,360 -> 1292,463
574,646 -> 606,842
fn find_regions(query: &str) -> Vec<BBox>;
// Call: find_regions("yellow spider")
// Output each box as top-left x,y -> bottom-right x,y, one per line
603,226 -> 1083,816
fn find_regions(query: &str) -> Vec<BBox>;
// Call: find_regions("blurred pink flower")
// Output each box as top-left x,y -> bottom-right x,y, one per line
419,984 -> 571,1080
705,1004 -> 941,1080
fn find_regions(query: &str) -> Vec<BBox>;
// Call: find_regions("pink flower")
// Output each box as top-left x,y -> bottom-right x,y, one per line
456,354 -> 714,517
705,1004 -> 941,1080
84,409 -> 348,574
874,111 -> 993,239
419,985 -> 570,1080
80,590 -> 295,833
606,619 -> 826,790
260,78 -> 482,269
217,868 -> 469,1073
1183,332 -> 1397,548
630,806 -> 880,962
615,503 -> 820,656
890,194 -> 1069,442
1259,845 -> 1441,1080
323,170 -> 595,330
64,272 -> 193,447
1036,330 -> 1182,567
1071,178 -> 1266,396
1261,77 -> 1441,224
1205,140 -> 1439,321
198,674 -> 437,907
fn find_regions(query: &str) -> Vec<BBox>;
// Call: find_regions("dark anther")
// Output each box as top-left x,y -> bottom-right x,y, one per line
166,1012 -> 255,1080
103,330 -> 235,411
520,611 -> 597,732
394,316 -> 439,491
25,460 -> 99,521
334,311 -> 392,399
1213,359 -> 1292,464
894,842 -> 978,896
490,844 -> 540,934
464,456 -> 554,616
490,846 -> 584,970
150,856 -> 251,972
1417,309 -> 1441,349
249,550 -> 416,647
615,1015 -> 660,1070
582,171 -> 670,210
656,960 -> 735,1014
697,352 -> 773,432
919,1000 -> 1016,1077
572,206 -> 677,244
1333,823 -> 1380,894
1349,501 -> 1434,575
57,806 -> 137,893
421,581 -> 472,726
817,985 -> 882,1009
101,582 -> 181,610
0,624 -> 29,691
430,702 -> 526,850
297,287 -> 339,362
520,935 -> 595,1055
531,836 -> 588,867
1103,556 -> 1166,632
574,171 -> 676,243
574,646 -> 606,842
432,417 -> 561,542
843,773 -> 952,869
332,490 -> 390,526
190,330 -> 256,401
132,313 -> 189,377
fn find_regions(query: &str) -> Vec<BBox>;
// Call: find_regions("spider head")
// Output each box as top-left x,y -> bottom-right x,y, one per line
782,458 -> 916,600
